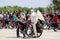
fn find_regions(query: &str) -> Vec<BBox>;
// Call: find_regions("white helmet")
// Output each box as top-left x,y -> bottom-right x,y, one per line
31,9 -> 34,13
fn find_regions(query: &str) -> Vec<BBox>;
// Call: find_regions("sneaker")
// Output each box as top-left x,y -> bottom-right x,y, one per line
17,36 -> 20,38
23,36 -> 25,38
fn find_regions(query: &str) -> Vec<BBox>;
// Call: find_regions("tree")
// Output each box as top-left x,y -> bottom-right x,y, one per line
1,6 -> 7,13
35,7 -> 44,12
53,0 -> 60,10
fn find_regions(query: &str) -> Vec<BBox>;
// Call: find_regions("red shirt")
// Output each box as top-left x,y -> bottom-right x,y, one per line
52,15 -> 58,22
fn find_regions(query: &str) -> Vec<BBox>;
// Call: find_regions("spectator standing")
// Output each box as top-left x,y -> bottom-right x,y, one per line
52,13 -> 58,32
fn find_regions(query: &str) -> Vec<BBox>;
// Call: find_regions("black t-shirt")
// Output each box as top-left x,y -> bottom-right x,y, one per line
16,13 -> 20,19
49,14 -> 53,19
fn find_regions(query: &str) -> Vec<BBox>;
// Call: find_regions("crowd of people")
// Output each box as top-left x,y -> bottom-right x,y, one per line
0,9 -> 60,30
0,9 -> 60,38
0,9 -> 26,29
42,12 -> 60,31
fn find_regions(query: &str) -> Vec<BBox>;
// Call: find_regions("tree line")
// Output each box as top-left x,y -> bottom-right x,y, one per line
0,6 -> 44,13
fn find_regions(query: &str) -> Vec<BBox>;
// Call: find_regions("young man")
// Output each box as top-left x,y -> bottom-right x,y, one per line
3,12 -> 10,29
16,10 -> 29,38
52,13 -> 58,32
0,11 -> 3,29
30,9 -> 37,37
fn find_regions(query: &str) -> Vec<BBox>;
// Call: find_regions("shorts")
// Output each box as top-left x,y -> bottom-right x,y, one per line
5,20 -> 9,24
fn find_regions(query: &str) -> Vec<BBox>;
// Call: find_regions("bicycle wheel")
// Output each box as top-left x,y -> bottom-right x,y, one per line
37,26 -> 43,37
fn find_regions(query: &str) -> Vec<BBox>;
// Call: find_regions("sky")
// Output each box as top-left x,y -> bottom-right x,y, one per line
0,0 -> 52,8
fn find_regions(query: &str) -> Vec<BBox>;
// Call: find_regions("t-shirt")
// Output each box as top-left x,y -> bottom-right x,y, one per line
13,15 -> 17,22
17,13 -> 26,18
22,13 -> 26,19
52,16 -> 58,22
9,14 -> 13,20
31,12 -> 37,23
0,14 -> 3,19
4,15 -> 9,21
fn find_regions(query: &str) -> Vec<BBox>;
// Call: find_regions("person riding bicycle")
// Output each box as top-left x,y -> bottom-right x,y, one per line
16,9 -> 29,38
30,9 -> 37,37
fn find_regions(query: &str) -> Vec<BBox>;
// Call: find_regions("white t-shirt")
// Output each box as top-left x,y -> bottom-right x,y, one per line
31,12 -> 37,24
0,14 -> 3,19
21,13 -> 26,19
